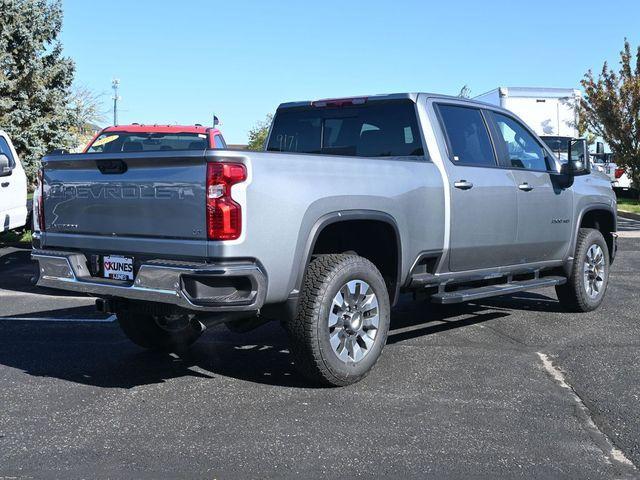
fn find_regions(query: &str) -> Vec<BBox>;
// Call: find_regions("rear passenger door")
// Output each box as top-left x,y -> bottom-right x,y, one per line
488,112 -> 573,263
436,104 -> 520,272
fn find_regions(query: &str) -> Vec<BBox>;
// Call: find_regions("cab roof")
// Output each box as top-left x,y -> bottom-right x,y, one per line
100,124 -> 222,135
276,92 -> 494,110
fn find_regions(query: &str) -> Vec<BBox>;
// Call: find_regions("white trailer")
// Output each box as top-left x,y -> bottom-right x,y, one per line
474,87 -> 581,138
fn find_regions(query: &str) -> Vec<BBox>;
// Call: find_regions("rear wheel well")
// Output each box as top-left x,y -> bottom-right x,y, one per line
311,219 -> 400,303
580,209 -> 616,258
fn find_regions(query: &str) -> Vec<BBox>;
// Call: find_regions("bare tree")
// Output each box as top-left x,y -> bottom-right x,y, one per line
68,84 -> 106,149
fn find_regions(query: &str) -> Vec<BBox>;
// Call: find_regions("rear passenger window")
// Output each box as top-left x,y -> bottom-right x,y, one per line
267,100 -> 424,158
437,105 -> 496,166
214,135 -> 226,149
492,113 -> 549,171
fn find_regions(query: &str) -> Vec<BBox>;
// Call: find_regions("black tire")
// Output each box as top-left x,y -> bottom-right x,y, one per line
286,254 -> 391,386
116,309 -> 204,351
556,228 -> 610,312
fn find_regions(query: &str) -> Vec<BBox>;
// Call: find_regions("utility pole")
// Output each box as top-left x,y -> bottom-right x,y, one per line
112,78 -> 120,126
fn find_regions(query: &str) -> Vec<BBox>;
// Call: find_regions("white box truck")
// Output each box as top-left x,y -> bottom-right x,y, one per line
474,87 -> 581,138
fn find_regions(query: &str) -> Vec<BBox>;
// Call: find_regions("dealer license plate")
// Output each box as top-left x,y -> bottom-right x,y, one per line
103,255 -> 134,281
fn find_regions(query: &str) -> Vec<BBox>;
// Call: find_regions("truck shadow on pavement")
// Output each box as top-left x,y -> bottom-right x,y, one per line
0,291 -> 566,389
387,291 -> 566,345
0,246 -> 87,298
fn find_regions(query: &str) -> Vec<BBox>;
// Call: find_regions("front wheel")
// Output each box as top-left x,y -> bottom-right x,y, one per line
116,308 -> 204,351
556,228 -> 610,312
286,254 -> 391,386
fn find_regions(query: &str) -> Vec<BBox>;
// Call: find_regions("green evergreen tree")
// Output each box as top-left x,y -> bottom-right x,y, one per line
0,0 -> 75,183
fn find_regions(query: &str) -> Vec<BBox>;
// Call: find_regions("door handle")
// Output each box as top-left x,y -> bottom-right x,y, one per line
454,180 -> 473,190
1,182 -> 9,188
518,183 -> 534,192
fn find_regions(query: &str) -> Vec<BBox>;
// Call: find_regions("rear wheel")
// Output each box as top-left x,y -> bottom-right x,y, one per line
286,254 -> 391,386
116,308 -> 204,351
556,228 -> 610,312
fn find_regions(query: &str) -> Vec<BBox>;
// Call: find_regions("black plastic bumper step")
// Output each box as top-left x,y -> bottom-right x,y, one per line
431,276 -> 567,304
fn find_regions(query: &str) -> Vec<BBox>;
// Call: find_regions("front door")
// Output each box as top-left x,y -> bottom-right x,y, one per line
489,112 -> 574,263
436,104 -> 519,272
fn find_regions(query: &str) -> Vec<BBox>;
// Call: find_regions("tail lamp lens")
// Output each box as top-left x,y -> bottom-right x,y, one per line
206,163 -> 246,240
615,168 -> 625,179
35,168 -> 45,232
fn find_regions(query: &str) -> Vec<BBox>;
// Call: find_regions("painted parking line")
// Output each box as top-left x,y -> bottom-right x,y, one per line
0,315 -> 116,323
537,352 -> 637,471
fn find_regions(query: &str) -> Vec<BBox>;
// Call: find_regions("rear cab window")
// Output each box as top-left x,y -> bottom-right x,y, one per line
267,100 -> 425,158
86,132 -> 209,153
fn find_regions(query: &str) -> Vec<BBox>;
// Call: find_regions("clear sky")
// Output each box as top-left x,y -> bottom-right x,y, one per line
61,0 -> 639,144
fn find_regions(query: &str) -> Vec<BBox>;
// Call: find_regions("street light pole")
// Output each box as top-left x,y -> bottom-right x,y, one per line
112,78 -> 120,126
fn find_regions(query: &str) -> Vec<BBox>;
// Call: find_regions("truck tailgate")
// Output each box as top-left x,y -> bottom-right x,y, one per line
42,151 -> 207,242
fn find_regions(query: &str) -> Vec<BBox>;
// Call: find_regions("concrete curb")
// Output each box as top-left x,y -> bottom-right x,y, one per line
618,231 -> 640,238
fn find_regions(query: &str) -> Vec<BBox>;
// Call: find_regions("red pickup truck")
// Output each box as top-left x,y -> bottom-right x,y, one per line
83,124 -> 227,153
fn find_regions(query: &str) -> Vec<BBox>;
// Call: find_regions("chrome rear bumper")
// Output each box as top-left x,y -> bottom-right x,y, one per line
32,249 -> 267,312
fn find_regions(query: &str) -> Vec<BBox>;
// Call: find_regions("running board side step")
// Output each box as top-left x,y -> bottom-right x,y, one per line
431,276 -> 567,304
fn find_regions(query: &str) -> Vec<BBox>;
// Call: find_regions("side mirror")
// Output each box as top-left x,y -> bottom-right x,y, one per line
0,154 -> 12,177
596,142 -> 605,155
567,139 -> 590,176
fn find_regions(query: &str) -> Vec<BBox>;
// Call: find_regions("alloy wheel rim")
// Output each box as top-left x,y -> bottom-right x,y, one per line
328,279 -> 379,363
583,244 -> 605,299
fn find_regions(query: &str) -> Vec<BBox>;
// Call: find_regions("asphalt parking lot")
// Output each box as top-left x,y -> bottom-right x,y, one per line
618,214 -> 640,233
0,236 -> 639,479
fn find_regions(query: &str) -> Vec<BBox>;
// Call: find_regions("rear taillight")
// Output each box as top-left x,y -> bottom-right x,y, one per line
34,168 -> 45,232
206,163 -> 246,240
615,168 -> 625,179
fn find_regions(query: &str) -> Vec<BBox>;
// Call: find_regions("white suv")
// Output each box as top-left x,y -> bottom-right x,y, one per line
0,130 -> 28,232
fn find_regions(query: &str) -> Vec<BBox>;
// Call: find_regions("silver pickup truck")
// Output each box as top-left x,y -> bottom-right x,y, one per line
32,93 -> 617,386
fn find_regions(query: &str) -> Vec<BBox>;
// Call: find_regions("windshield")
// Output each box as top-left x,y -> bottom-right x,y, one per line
267,100 -> 424,157
86,132 -> 208,153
